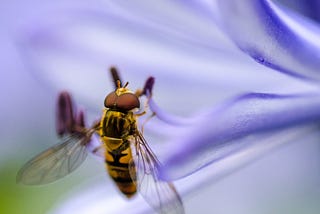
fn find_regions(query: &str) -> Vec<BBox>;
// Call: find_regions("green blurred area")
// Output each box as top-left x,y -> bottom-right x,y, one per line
0,160 -> 78,214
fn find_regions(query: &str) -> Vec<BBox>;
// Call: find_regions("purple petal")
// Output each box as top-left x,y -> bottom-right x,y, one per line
96,0 -> 234,51
275,0 -> 320,22
148,97 -> 196,126
177,124 -> 319,194
159,92 -> 320,180
17,0 -> 320,115
50,182 -> 157,214
50,124 -> 320,214
212,0 -> 320,80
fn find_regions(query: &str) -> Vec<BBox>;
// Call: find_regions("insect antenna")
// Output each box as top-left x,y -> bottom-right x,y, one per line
123,82 -> 129,88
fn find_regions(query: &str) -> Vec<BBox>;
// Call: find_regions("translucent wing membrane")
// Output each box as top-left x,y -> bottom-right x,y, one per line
130,133 -> 184,214
17,133 -> 93,185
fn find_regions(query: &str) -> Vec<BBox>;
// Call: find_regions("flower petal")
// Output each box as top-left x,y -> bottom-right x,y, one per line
19,15 -> 320,118
211,0 -> 320,80
100,0 -> 233,51
49,124 -> 320,214
50,182 -> 153,214
159,92 -> 320,180
17,0 -> 320,115
275,0 -> 320,23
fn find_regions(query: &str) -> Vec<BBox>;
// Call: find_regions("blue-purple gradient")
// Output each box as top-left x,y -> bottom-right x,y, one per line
1,1 -> 320,214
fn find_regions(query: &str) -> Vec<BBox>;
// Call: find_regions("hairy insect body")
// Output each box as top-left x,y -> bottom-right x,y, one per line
100,109 -> 137,197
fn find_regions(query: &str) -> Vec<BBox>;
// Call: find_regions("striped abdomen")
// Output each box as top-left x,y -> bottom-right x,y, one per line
100,110 -> 137,197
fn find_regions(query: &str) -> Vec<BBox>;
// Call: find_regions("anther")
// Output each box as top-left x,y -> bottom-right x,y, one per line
110,67 -> 122,89
142,77 -> 155,97
56,91 -> 75,136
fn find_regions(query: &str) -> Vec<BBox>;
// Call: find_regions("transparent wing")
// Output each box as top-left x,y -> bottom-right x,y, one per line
129,132 -> 184,214
17,132 -> 93,185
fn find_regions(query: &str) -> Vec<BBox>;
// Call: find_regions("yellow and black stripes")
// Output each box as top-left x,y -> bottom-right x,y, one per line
100,109 -> 138,197
104,140 -> 136,197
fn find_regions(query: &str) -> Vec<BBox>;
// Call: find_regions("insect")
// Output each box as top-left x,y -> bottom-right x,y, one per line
17,68 -> 184,214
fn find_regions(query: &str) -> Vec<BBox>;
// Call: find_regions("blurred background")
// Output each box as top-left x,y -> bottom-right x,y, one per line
1,0 -> 320,214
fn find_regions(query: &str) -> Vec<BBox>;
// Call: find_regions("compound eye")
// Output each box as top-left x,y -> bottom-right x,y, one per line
104,92 -> 117,108
117,93 -> 140,111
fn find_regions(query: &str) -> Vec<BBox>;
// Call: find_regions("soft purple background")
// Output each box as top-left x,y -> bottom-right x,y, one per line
1,1 -> 320,214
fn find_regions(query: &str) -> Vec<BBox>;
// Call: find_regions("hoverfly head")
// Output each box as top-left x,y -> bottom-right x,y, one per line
104,81 -> 140,111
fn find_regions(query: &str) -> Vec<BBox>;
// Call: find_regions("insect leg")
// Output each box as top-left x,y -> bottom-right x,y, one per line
140,112 -> 156,134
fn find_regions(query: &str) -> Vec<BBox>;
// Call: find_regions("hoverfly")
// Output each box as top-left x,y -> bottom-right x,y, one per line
17,68 -> 184,214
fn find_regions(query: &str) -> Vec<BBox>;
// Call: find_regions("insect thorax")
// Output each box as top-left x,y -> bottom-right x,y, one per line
100,109 -> 136,148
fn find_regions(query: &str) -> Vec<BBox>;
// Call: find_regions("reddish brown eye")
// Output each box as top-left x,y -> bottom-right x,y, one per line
104,92 -> 117,108
117,93 -> 140,111
104,92 -> 140,111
